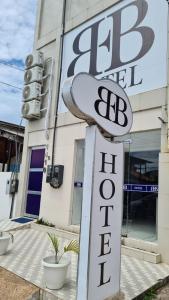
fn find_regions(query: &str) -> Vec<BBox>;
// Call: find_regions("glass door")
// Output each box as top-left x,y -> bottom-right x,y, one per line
25,147 -> 45,218
115,130 -> 160,241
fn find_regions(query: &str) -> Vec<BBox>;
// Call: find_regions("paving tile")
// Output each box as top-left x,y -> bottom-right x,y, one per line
0,219 -> 32,232
0,228 -> 77,300
0,226 -> 169,300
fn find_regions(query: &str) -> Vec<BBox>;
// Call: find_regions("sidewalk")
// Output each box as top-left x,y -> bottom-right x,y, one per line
156,282 -> 169,299
0,267 -> 39,300
1,219 -> 169,300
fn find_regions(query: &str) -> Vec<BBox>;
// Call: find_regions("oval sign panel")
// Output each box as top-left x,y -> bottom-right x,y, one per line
62,73 -> 133,137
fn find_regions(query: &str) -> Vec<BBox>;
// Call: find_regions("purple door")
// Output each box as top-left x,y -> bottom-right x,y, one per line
25,148 -> 45,217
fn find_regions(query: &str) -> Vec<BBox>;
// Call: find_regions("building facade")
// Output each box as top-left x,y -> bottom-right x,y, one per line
16,0 -> 169,263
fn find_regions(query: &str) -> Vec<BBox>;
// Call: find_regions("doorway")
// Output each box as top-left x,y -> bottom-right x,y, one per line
115,130 -> 160,241
25,147 -> 45,218
71,130 -> 160,241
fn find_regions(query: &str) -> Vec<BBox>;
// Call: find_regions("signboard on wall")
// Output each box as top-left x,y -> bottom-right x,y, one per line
59,0 -> 168,112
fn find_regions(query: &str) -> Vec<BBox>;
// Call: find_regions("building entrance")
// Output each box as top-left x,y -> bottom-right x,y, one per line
72,130 -> 160,241
115,130 -> 160,241
123,150 -> 158,241
25,147 -> 45,218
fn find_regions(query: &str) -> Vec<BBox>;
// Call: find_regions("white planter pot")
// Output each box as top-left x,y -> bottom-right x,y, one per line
0,233 -> 11,255
42,255 -> 70,290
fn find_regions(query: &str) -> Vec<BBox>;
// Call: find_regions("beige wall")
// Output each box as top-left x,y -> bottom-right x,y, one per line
39,122 -> 86,225
158,153 -> 169,263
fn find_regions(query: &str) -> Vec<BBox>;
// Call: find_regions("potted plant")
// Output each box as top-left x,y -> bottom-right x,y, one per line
0,231 -> 14,255
42,232 -> 79,290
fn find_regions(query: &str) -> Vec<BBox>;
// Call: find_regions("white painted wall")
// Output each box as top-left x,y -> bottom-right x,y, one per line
0,172 -> 12,221
39,122 -> 87,226
158,153 -> 169,263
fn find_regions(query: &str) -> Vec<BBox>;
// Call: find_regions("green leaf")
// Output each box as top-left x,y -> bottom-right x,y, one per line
64,240 -> 80,254
47,232 -> 59,257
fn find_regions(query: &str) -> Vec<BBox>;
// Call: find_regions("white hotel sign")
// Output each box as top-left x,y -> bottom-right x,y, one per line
62,73 -> 133,136
78,126 -> 124,300
59,0 -> 168,112
62,73 -> 132,299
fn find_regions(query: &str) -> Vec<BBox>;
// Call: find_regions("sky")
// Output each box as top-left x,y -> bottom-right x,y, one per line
0,0 -> 37,125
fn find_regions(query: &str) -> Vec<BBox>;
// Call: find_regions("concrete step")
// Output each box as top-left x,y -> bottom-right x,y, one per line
32,223 -> 161,264
121,245 -> 161,263
121,237 -> 161,263
31,222 -> 79,240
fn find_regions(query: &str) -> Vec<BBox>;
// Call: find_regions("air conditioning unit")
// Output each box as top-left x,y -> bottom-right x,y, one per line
24,66 -> 43,84
21,100 -> 41,120
25,52 -> 44,69
22,82 -> 41,102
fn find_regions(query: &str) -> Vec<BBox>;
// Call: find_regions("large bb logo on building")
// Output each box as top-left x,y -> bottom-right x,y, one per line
67,0 -> 154,77
59,0 -> 168,112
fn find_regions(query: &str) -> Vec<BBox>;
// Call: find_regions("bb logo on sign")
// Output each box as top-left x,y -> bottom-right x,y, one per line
62,73 -> 133,136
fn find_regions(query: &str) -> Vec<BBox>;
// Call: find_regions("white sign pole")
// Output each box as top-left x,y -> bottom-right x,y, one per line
77,125 -> 124,300
77,125 -> 96,300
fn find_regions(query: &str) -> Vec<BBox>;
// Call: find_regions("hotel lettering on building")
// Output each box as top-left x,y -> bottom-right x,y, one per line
16,0 -> 169,263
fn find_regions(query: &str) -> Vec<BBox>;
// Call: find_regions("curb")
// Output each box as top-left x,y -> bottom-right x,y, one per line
132,275 -> 169,299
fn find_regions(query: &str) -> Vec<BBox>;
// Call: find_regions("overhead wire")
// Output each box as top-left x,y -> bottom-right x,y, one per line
0,61 -> 24,90
0,60 -> 24,217
0,80 -> 22,90
0,61 -> 24,71
0,59 -> 24,217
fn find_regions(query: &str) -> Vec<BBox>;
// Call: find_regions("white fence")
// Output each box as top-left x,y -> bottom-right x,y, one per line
0,172 -> 13,221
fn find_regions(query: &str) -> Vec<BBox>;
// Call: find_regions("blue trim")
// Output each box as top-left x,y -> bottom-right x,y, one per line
123,184 -> 158,193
